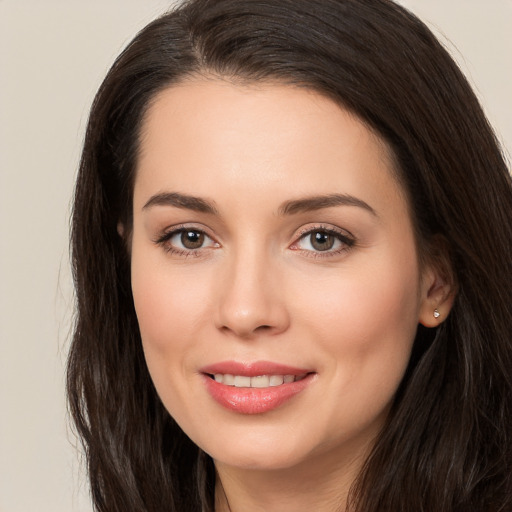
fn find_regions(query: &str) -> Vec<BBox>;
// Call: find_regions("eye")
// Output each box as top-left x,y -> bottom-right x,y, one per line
305,231 -> 338,251
174,229 -> 207,249
156,227 -> 219,254
292,227 -> 355,255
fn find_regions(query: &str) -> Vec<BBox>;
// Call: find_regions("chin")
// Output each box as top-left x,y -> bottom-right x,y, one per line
212,447 -> 307,472
196,425 -> 313,471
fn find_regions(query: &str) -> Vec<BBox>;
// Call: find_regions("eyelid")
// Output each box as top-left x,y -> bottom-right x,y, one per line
153,222 -> 355,257
154,221 -> 214,238
289,224 -> 356,255
154,223 -> 220,254
294,223 -> 354,240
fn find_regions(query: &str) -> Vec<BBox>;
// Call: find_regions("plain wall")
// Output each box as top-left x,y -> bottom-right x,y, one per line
0,2 -> 510,511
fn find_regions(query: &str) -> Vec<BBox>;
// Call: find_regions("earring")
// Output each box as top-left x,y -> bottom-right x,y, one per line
433,309 -> 440,319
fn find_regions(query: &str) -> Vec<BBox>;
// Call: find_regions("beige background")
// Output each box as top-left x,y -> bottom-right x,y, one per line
0,1 -> 510,511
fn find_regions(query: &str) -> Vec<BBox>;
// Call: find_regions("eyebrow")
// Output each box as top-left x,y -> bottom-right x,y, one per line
278,194 -> 377,217
143,192 -> 219,214
142,191 -> 377,217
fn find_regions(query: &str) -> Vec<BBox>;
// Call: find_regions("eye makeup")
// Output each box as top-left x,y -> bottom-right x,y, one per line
153,221 -> 356,260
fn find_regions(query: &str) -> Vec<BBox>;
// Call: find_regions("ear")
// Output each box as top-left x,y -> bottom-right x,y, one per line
418,238 -> 457,328
117,222 -> 125,237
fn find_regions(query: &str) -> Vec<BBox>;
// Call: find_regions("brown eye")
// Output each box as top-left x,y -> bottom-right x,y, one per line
181,230 -> 205,249
156,227 -> 218,255
292,227 -> 355,256
310,231 -> 336,251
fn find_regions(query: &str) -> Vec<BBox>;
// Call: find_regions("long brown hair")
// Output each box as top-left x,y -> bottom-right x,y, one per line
68,1 -> 512,510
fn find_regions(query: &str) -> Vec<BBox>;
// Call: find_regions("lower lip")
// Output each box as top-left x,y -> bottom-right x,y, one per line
203,373 -> 315,414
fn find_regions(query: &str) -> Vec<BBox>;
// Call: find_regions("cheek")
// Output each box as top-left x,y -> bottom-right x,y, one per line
130,254 -> 212,421
129,243 -> 219,417
286,258 -> 421,445
299,259 -> 418,329
325,272 -> 418,343
294,251 -> 421,394
131,255 -> 209,354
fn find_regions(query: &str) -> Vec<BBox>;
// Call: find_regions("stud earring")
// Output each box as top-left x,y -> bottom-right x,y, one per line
433,309 -> 440,319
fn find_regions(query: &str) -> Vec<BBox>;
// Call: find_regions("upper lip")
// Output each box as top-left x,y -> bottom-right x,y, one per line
200,360 -> 313,377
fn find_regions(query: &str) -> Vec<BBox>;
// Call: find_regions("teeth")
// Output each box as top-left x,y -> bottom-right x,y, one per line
234,375 -> 251,388
223,374 -> 235,385
251,375 -> 270,388
213,374 -> 305,388
269,375 -> 284,386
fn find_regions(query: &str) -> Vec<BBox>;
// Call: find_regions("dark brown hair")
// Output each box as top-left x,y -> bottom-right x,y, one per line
68,1 -> 512,511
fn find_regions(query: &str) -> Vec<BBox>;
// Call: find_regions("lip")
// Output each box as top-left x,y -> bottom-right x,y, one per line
200,360 -> 316,414
200,360 -> 312,377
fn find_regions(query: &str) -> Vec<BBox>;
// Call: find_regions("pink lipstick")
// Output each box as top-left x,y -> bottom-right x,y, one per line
200,361 -> 315,414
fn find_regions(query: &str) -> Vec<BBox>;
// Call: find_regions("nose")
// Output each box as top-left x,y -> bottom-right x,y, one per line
215,248 -> 290,339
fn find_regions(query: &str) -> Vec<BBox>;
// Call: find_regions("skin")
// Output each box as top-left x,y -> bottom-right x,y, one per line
129,79 -> 453,511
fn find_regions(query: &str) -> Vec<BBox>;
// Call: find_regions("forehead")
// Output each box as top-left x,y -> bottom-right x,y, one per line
134,79 -> 405,218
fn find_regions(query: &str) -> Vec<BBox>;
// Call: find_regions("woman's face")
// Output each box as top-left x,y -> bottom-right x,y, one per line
131,80 -> 435,472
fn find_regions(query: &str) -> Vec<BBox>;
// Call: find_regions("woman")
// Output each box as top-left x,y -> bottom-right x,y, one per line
67,0 -> 512,511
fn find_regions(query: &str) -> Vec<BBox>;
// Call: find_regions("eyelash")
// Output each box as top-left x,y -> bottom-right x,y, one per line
290,225 -> 356,259
154,224 -> 356,258
154,224 -> 218,257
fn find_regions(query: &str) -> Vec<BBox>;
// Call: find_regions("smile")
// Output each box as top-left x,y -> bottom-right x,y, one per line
200,361 -> 316,414
211,373 -> 308,388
